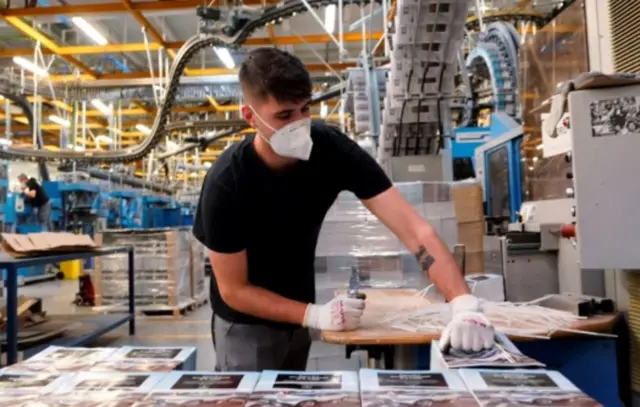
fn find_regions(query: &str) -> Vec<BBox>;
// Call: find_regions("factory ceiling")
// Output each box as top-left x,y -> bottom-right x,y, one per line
0,0 -> 568,178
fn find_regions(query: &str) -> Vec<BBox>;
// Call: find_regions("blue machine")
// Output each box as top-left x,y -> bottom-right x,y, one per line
106,190 -> 142,229
179,202 -> 195,226
140,195 -> 182,228
0,163 -> 8,232
451,112 -> 524,223
58,183 -> 102,235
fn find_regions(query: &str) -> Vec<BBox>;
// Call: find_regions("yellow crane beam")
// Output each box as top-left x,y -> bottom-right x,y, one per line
119,0 -> 179,61
2,16 -> 97,79
0,0 -> 281,17
0,32 -> 383,58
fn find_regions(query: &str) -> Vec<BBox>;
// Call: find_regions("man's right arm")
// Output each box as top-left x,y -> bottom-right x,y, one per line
206,249 -> 308,325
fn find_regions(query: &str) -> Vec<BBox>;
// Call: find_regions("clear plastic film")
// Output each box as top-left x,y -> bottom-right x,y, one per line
315,181 -> 463,300
92,228 -> 200,313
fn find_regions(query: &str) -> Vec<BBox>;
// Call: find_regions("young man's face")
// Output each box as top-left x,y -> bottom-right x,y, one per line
242,95 -> 312,140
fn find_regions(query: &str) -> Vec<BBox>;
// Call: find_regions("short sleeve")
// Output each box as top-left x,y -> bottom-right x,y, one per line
192,176 -> 245,253
324,126 -> 392,199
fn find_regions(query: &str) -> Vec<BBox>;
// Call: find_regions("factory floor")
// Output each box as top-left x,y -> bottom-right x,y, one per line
15,278 -> 361,371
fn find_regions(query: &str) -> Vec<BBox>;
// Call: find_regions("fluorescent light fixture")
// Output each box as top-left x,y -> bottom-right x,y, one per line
66,143 -> 84,151
536,143 -> 544,150
528,166 -> 534,171
95,135 -> 113,144
12,57 -> 48,77
214,47 -> 235,69
49,115 -> 70,127
320,102 -> 328,118
71,16 -> 108,46
135,124 -> 151,135
324,4 -> 336,33
204,162 -> 212,168
91,99 -> 112,115
532,156 -> 539,163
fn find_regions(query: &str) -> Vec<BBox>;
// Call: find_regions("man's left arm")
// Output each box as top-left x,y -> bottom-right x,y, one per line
332,127 -> 494,351
362,188 -> 470,301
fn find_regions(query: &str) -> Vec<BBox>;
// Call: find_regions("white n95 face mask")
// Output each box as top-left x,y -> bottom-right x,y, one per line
251,107 -> 314,160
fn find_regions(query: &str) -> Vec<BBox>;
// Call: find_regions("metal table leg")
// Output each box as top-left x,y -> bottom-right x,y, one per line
6,265 -> 18,365
127,249 -> 136,335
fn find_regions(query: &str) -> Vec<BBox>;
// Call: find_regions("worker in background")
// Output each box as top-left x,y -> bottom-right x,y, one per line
18,173 -> 51,231
193,47 -> 494,372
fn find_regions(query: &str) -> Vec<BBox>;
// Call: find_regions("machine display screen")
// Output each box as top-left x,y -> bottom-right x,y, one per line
487,146 -> 511,219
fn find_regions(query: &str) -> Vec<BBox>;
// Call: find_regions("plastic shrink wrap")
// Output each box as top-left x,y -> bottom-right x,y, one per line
93,228 -> 205,312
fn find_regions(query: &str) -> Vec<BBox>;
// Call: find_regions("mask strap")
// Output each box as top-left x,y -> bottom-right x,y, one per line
249,106 -> 277,133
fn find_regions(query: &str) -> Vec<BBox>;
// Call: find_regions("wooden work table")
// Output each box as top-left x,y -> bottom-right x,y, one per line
322,289 -> 621,346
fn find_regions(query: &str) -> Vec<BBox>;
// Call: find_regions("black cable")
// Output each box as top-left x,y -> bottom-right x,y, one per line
395,67 -> 414,156
435,61 -> 446,155
417,59 -> 436,155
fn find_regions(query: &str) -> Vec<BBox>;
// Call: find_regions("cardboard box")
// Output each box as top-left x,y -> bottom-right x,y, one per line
457,221 -> 485,275
452,183 -> 484,224
1,232 -> 97,257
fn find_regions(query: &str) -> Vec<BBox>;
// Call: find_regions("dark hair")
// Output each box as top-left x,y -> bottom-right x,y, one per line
239,48 -> 312,103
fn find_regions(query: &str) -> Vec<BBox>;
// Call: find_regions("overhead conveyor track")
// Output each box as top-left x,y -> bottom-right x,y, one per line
0,0 -> 377,165
466,22 -> 521,120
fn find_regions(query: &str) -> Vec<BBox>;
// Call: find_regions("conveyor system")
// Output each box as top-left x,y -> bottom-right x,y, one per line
0,0 -> 381,165
378,0 -> 472,183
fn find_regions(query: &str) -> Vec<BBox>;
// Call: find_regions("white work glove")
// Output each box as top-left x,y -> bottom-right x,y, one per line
303,295 -> 365,331
440,294 -> 495,352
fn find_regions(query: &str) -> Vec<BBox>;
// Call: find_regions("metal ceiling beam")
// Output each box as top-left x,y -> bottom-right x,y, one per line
0,0 -> 281,17
0,32 -> 383,57
43,62 -> 356,82
2,16 -> 97,78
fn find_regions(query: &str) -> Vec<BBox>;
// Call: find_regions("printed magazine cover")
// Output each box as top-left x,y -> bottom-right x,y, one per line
431,333 -> 545,369
90,346 -> 197,372
359,369 -> 479,407
29,372 -> 166,407
246,371 -> 360,407
2,346 -> 117,373
459,369 -> 603,406
137,371 -> 261,407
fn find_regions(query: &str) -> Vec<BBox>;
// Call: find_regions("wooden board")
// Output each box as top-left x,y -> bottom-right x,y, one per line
322,293 -> 621,347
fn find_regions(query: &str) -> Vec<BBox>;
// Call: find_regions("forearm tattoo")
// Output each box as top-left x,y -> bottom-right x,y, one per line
415,245 -> 436,275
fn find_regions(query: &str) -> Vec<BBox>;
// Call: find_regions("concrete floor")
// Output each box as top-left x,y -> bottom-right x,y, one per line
14,278 -> 365,371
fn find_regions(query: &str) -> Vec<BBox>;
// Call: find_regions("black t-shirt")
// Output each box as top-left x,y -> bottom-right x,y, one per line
26,178 -> 49,207
192,122 -> 392,328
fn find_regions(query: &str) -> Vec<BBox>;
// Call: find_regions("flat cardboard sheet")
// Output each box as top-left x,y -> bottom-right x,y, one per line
1,232 -> 97,257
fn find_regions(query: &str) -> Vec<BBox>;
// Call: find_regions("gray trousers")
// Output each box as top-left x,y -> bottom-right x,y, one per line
213,314 -> 311,371
36,200 -> 52,231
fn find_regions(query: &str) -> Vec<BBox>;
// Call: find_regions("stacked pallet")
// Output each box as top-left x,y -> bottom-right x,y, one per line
94,228 -> 207,315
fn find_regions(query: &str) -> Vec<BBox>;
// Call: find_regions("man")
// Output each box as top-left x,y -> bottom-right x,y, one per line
18,173 -> 51,231
193,48 -> 494,372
